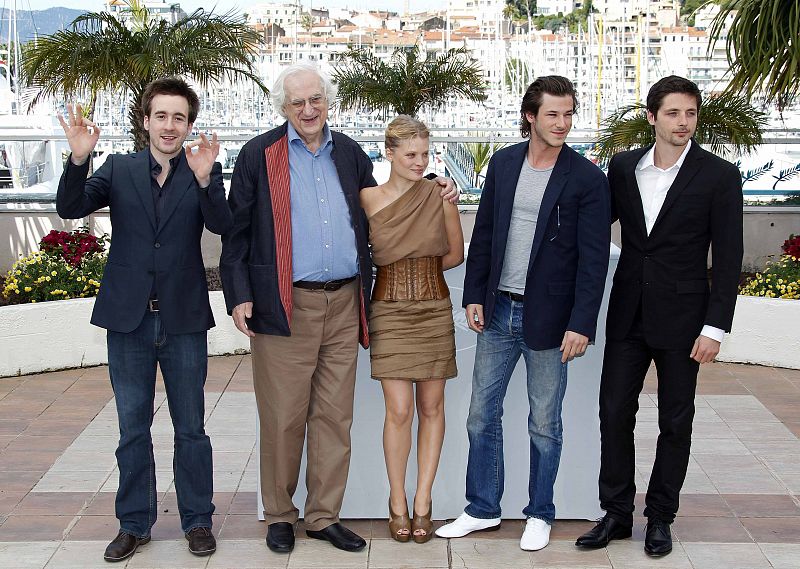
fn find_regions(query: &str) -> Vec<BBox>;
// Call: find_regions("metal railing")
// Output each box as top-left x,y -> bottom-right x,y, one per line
0,130 -> 799,202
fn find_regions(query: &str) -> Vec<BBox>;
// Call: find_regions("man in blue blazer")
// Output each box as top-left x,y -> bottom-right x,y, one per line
56,77 -> 232,562
437,77 -> 610,550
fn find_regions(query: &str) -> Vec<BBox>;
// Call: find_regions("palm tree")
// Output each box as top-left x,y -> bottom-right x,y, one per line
594,92 -> 768,164
332,44 -> 487,117
465,140 -> 506,187
709,0 -> 799,108
22,0 -> 267,150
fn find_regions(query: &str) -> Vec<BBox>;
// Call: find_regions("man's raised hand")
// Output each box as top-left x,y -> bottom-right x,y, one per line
58,103 -> 100,166
185,132 -> 219,188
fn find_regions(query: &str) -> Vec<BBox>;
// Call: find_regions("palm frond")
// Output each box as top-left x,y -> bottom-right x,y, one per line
692,92 -> 767,157
21,7 -> 267,150
594,94 -> 767,164
594,104 -> 652,163
332,43 -> 486,117
710,0 -> 800,106
741,160 -> 774,183
772,163 -> 800,190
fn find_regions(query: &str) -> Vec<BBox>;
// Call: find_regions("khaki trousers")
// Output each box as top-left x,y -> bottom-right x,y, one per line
250,280 -> 359,530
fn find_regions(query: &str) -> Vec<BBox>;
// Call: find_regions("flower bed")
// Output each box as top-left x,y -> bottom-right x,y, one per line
739,234 -> 800,299
2,228 -> 107,304
718,233 -> 800,369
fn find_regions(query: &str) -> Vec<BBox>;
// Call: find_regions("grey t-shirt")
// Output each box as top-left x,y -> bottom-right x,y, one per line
498,160 -> 553,294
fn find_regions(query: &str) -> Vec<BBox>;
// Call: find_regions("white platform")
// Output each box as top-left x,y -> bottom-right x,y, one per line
257,246 -> 619,520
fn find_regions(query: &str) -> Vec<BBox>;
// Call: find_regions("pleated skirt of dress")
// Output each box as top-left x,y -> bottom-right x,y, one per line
368,297 -> 458,382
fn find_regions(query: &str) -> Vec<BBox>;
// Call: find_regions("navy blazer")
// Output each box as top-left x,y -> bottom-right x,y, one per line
606,141 -> 743,349
219,122 -> 376,342
57,150 -> 232,334
463,142 -> 611,350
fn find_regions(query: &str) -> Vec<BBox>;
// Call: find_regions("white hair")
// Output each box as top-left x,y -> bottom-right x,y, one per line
271,63 -> 338,119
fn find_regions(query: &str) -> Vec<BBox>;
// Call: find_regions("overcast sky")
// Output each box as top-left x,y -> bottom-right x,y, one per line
15,0 -> 432,14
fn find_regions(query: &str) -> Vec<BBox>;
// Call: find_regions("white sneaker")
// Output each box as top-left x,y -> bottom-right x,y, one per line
520,517 -> 551,551
434,512 -> 501,538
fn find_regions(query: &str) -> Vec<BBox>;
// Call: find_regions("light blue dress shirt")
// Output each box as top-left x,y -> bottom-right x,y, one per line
287,122 -> 359,282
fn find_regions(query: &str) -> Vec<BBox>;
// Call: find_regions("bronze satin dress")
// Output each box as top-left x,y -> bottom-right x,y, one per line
367,178 -> 458,381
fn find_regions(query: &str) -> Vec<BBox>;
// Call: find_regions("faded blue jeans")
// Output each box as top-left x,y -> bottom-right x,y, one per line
464,293 -> 568,523
107,311 -> 214,537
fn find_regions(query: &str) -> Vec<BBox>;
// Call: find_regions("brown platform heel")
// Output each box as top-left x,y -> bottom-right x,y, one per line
389,499 -> 411,543
412,501 -> 433,544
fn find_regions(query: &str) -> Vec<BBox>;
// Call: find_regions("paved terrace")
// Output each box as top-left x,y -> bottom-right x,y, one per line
1,357 -> 799,568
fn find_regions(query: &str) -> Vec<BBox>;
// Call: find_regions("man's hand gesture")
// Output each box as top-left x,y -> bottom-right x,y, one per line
185,132 -> 219,188
58,103 -> 100,166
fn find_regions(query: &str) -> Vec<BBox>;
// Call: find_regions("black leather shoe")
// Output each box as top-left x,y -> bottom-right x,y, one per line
266,522 -> 295,553
185,527 -> 216,556
103,531 -> 150,562
644,518 -> 672,557
575,516 -> 633,548
306,522 -> 366,552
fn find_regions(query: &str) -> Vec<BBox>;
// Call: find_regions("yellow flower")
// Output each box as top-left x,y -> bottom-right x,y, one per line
45,276 -> 51,282
24,286 -> 31,292
51,271 -> 57,276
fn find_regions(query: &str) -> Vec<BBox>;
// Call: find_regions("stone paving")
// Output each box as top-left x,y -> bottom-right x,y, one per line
1,357 -> 799,568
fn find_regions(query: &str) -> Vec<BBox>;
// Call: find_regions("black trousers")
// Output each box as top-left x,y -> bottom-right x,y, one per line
598,310 -> 700,524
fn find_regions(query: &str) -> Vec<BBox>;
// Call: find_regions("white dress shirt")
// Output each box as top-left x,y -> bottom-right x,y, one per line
634,140 -> 724,343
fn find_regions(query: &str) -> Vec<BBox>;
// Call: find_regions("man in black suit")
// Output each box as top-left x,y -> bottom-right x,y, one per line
57,77 -> 232,562
576,76 -> 743,556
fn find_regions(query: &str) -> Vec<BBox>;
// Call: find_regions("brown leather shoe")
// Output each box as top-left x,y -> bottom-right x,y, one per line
185,527 -> 216,556
412,500 -> 433,544
103,531 -> 150,562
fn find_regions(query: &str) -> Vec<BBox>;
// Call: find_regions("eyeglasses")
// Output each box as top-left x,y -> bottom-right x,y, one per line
287,94 -> 326,111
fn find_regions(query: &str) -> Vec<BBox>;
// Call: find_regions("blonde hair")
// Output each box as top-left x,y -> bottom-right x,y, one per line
385,115 -> 430,151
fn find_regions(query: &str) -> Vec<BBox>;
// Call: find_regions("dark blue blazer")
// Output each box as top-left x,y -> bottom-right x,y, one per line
219,122 -> 375,342
463,141 -> 611,350
57,149 -> 232,334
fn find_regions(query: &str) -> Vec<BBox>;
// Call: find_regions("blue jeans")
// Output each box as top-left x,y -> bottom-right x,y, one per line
464,293 -> 568,523
107,311 -> 214,537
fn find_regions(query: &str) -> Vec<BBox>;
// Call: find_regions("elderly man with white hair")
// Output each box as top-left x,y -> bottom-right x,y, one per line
221,64 -> 455,554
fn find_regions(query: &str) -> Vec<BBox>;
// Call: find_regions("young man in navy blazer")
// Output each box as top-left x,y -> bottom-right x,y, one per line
57,77 -> 232,562
576,76 -> 743,557
436,76 -> 611,550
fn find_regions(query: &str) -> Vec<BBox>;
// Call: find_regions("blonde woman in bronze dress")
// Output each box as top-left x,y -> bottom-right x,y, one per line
360,115 -> 464,543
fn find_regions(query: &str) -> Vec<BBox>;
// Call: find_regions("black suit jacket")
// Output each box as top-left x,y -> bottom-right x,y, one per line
463,141 -> 611,350
57,149 -> 232,334
606,141 -> 743,349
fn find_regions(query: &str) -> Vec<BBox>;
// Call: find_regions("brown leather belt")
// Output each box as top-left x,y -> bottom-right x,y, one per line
372,256 -> 449,301
293,275 -> 357,291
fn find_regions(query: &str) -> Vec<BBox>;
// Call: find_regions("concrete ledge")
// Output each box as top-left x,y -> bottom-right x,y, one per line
3,291 -> 797,376
0,291 -> 249,377
718,295 -> 800,369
